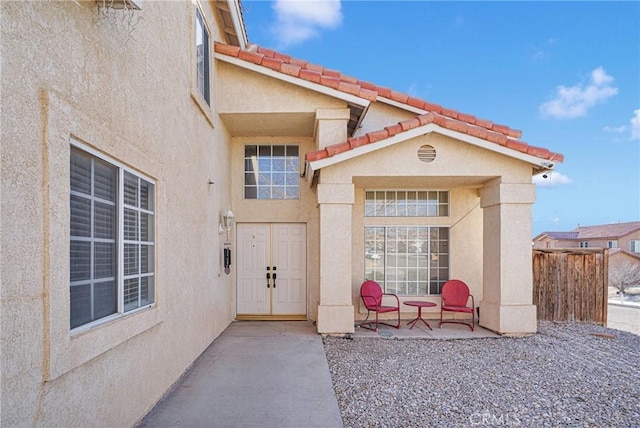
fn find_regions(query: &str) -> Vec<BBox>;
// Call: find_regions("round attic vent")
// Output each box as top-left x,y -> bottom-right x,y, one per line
418,145 -> 436,163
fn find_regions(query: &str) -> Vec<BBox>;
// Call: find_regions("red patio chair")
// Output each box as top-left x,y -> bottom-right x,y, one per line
439,279 -> 475,331
359,280 -> 400,332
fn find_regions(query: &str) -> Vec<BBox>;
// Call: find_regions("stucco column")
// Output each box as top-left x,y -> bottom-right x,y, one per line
479,180 -> 537,335
314,108 -> 350,150
316,183 -> 355,334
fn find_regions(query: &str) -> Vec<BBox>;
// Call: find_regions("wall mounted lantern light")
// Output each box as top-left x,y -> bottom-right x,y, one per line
220,208 -> 235,275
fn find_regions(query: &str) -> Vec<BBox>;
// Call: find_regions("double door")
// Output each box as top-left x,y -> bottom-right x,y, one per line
236,223 -> 306,317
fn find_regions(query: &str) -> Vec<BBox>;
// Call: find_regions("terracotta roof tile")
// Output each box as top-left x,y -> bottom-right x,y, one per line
385,123 -> 403,137
215,43 -> 241,57
320,75 -> 341,90
299,68 -> 322,84
305,149 -> 328,162
340,74 -> 359,85
323,69 -> 341,78
273,52 -> 291,62
214,42 -> 562,164
376,86 -> 392,98
467,126 -> 488,140
280,63 -> 301,78
257,47 -> 275,57
417,113 -> 436,126
366,129 -> 390,143
337,81 -> 362,97
457,113 -> 476,124
357,80 -> 377,91
348,135 -> 370,148
400,117 -> 422,131
505,139 -> 527,151
407,96 -> 424,109
390,91 -> 409,104
261,56 -> 283,71
486,131 -> 508,146
289,58 -> 308,68
359,88 -> 379,102
325,142 -> 351,156
305,63 -> 324,73
526,145 -> 550,159
445,118 -> 469,134
422,102 -> 443,113
441,108 -> 459,119
238,49 -> 264,65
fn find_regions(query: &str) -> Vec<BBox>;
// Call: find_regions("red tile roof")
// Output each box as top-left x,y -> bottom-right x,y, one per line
214,42 -> 563,164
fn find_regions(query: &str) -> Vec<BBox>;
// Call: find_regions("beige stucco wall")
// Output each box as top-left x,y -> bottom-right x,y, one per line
1,1 -> 236,426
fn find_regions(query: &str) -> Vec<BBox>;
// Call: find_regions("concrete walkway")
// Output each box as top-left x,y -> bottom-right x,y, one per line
139,321 -> 343,428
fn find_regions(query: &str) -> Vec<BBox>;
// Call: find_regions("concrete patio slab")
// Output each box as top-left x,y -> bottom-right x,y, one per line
139,321 -> 343,428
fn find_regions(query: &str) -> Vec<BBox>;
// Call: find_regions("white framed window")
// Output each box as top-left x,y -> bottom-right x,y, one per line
607,240 -> 618,249
70,143 -> 155,331
365,226 -> 449,296
365,190 -> 449,217
579,241 -> 588,248
195,7 -> 210,105
631,240 -> 640,253
244,145 -> 300,199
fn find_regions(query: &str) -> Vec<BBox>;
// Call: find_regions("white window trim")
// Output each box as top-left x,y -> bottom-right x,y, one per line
190,3 -> 214,127
631,240 -> 640,253
70,138 -> 156,335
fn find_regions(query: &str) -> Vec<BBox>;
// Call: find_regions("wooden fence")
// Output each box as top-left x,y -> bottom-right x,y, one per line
532,248 -> 608,325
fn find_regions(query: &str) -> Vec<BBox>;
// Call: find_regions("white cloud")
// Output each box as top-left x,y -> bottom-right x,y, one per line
532,171 -> 573,187
631,109 -> 640,140
271,0 -> 342,48
603,125 -> 627,134
602,109 -> 640,141
539,67 -> 619,119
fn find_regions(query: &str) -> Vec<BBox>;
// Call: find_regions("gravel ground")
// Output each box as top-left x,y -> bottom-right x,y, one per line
323,322 -> 640,427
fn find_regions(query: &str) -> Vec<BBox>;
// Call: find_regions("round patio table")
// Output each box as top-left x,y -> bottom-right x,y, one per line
404,301 -> 437,330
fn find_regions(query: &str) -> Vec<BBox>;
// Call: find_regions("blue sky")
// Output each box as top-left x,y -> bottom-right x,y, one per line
241,1 -> 640,236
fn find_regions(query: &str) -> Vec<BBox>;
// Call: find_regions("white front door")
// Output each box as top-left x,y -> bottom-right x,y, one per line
237,223 -> 306,316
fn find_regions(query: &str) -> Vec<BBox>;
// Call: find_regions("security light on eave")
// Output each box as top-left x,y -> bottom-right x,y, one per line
97,0 -> 142,10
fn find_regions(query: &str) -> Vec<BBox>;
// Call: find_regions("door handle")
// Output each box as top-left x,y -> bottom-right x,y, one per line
272,266 -> 277,288
266,272 -> 271,288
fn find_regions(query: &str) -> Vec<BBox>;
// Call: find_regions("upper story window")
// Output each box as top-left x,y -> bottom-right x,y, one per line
195,8 -> 210,105
631,240 -> 640,253
365,190 -> 449,217
70,144 -> 155,331
244,145 -> 300,199
607,240 -> 618,249
579,242 -> 588,248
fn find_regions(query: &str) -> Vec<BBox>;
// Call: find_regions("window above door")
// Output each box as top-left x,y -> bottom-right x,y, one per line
244,145 -> 300,199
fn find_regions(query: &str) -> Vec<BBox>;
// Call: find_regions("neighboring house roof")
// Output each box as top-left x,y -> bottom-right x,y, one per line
534,221 -> 640,241
572,221 -> 640,240
214,42 -> 563,168
609,248 -> 640,260
536,232 -> 580,241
